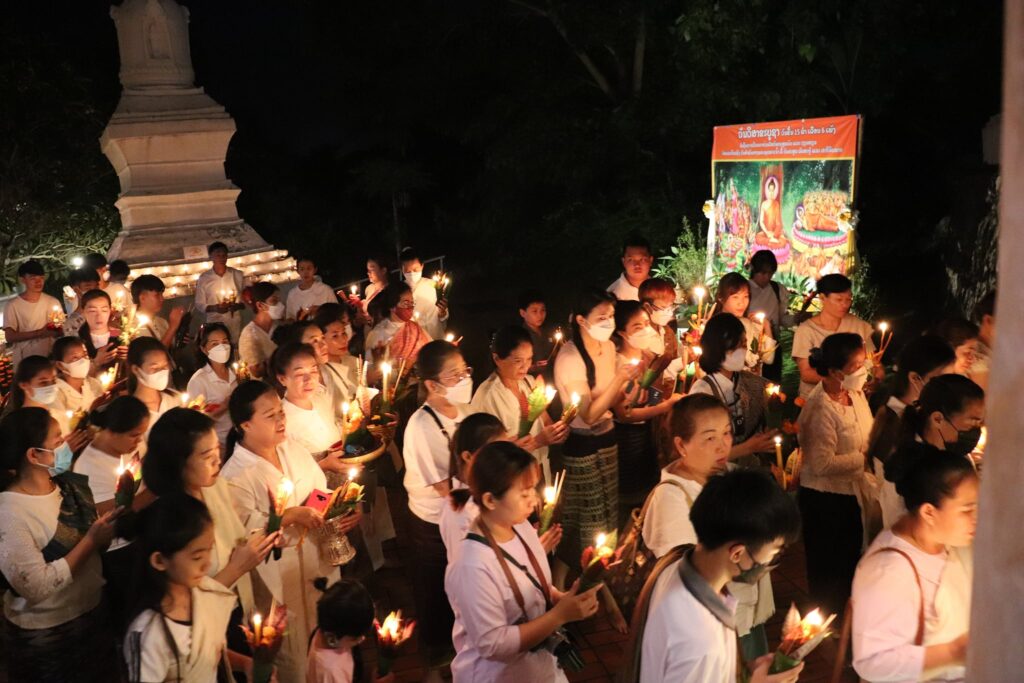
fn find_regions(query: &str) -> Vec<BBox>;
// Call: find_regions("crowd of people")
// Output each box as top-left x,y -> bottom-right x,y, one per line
0,236 -> 990,683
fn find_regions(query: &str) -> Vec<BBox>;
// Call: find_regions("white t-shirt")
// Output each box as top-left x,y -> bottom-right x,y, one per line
439,491 -> 477,566
470,373 -> 549,471
748,278 -> 793,330
641,469 -> 701,559
135,315 -> 170,343
238,321 -> 277,371
792,315 -> 876,397
3,293 -> 61,364
639,556 -> 738,683
410,277 -> 447,340
73,444 -> 133,551
194,268 -> 245,341
53,377 -> 103,434
364,318 -> 402,352
186,365 -> 238,445
127,612 -> 195,683
0,486 -> 104,629
403,404 -> 469,524
283,390 -> 341,454
285,279 -> 337,319
607,273 -> 640,301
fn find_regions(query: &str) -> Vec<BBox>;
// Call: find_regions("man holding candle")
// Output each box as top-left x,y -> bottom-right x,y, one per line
399,247 -> 448,340
3,261 -> 64,366
285,256 -> 338,320
194,241 -> 247,343
607,234 -> 654,302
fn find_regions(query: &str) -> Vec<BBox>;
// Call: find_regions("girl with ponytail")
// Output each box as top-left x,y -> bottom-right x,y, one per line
238,282 -> 283,379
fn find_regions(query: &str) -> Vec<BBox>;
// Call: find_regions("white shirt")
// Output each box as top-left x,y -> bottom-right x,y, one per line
446,524 -> 566,683
607,273 -> 640,301
321,358 -> 358,417
104,281 -> 132,315
0,486 -> 104,629
285,279 -> 337,319
409,277 -> 447,340
364,318 -> 402,352
739,315 -> 777,367
792,315 -> 876,397
470,373 -> 549,469
186,365 -> 237,445
439,492 -> 478,566
403,404 -> 470,523
283,390 -> 341,454
127,613 -> 196,683
74,444 -> 134,551
3,293 -> 61,364
641,469 -> 701,559
852,531 -> 969,683
238,321 -> 277,371
135,315 -> 170,343
796,383 -> 873,496
748,278 -> 793,330
145,393 -> 182,444
53,377 -> 103,434
194,267 -> 245,341
553,341 -> 616,435
639,556 -> 738,683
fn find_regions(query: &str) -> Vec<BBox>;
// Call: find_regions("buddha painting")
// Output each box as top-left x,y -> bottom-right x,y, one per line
755,174 -> 785,247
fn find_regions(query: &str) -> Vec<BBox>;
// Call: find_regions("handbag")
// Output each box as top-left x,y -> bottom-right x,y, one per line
604,478 -> 693,624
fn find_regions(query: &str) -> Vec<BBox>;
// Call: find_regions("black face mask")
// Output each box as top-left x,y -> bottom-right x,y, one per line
942,414 -> 982,457
733,548 -> 779,584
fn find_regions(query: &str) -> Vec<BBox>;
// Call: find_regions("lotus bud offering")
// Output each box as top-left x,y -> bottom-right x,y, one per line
114,455 -> 142,509
538,470 -> 565,536
265,478 -> 293,562
770,603 -> 836,673
375,611 -> 416,677
518,379 -> 557,437
561,392 -> 581,425
579,531 -> 621,592
242,602 -> 287,683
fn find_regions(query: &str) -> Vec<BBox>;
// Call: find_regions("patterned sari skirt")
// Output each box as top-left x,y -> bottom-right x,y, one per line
556,428 -> 619,567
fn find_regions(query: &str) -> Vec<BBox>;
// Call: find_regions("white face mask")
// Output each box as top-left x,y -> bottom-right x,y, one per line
842,366 -> 868,392
722,347 -> 747,372
208,343 -> 231,364
649,307 -> 675,327
585,319 -> 616,342
267,302 -> 285,320
444,376 -> 473,404
30,385 -> 59,405
61,357 -> 91,379
626,325 -> 659,351
404,271 -> 422,286
648,330 -> 666,355
137,368 -> 170,392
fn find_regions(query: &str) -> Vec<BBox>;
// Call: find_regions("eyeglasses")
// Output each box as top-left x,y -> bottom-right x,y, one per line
438,366 -> 473,382
397,301 -> 415,309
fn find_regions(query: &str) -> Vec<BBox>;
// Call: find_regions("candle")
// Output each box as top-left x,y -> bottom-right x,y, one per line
554,328 -> 563,343
180,392 -> 189,406
877,321 -> 893,357
755,311 -> 767,353
561,391 -> 581,424
341,401 -> 350,441
348,467 -> 359,481
252,612 -> 263,643
445,333 -> 455,343
693,286 -> 707,321
380,361 -> 392,412
774,435 -> 783,470
350,285 -> 358,297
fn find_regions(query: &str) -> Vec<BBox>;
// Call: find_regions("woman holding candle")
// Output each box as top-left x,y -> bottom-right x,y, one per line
313,304 -> 360,412
51,337 -> 104,436
446,441 -> 601,683
239,282 -> 285,380
931,317 -> 980,377
9,354 -> 94,452
611,301 -> 684,505
360,253 -> 393,319
77,289 -> 126,374
689,314 -> 779,463
402,340 -> 474,681
220,379 -> 335,683
121,494 -> 257,682
365,283 -> 431,366
797,332 -> 875,616
715,272 -> 777,373
127,337 -> 180,444
470,326 -> 569,485
553,290 -> 640,565
852,449 -> 977,683
876,374 -> 984,530
0,407 -> 119,682
186,323 -> 238,448
792,274 -> 878,399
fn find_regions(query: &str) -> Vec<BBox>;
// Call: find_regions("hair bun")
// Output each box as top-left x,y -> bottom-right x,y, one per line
312,577 -> 329,592
240,286 -> 255,307
807,347 -> 825,372
885,442 -> 937,486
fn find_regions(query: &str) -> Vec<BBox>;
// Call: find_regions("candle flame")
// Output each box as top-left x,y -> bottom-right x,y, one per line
755,312 -> 766,322
804,608 -> 823,627
341,401 -> 351,416
378,611 -> 403,639
544,386 -> 557,403
595,532 -> 607,547
543,485 -> 557,505
350,285 -> 358,295
380,362 -> 392,375
180,392 -> 189,405
692,346 -> 703,357
252,612 -> 262,629
693,286 -> 706,300
348,467 -> 359,481
774,435 -> 782,445
570,392 -> 581,407
445,333 -> 455,343
554,330 -> 563,342
878,321 -> 889,333
629,358 -> 641,366
136,313 -> 150,327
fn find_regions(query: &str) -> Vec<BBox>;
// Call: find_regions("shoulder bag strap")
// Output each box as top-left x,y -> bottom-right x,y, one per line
636,478 -> 694,529
465,531 -> 547,600
420,404 -> 452,446
471,519 -> 537,622
870,546 -> 925,645
511,527 -> 555,610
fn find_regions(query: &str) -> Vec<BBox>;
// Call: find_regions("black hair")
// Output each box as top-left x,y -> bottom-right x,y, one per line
366,252 -> 394,274
226,380 -> 278,458
270,342 -> 318,394
207,241 -> 228,255
17,260 -> 44,277
517,289 -> 545,311
816,273 -> 853,296
0,407 -> 54,489
890,335 -> 955,398
490,325 -> 532,360
313,578 -> 375,640
885,442 -> 977,512
398,246 -> 422,264
467,441 -> 537,507
130,274 -> 165,305
143,408 -> 217,496
807,332 -> 864,378
77,289 -> 116,356
121,493 -> 214,674
449,413 -> 507,511
83,253 -> 107,272
973,290 -> 996,323
415,340 -> 462,401
690,469 -> 801,552
900,374 -> 984,443
51,335 -> 88,364
295,255 -> 318,268
274,320 -> 323,349
90,395 -> 150,434
931,318 -> 980,350
638,278 -> 676,304
749,250 -> 779,276
698,313 -> 746,374
245,281 -> 278,311
126,336 -> 171,393
621,233 -> 652,257
569,287 -> 617,388
195,322 -> 233,368
312,303 -> 351,331
613,300 -> 645,334
10,356 -> 55,409
109,259 -> 131,281
69,267 -> 100,287
668,393 -> 730,442
714,272 -> 750,307
80,288 -> 111,308
384,282 -> 412,311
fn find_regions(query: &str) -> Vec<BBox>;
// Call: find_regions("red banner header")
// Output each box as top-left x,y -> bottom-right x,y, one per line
712,115 -> 860,162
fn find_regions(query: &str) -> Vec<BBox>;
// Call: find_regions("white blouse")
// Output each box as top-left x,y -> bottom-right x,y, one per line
641,469 -> 701,559
53,377 -> 103,435
470,373 -> 549,469
553,341 -> 616,435
0,487 -> 104,629
73,444 -> 133,551
238,321 -> 277,371
186,365 -> 237,446
283,389 -> 341,455
446,524 -> 566,683
792,315 -> 876,398
402,404 -> 470,524
796,383 -> 873,496
439,491 -> 477,566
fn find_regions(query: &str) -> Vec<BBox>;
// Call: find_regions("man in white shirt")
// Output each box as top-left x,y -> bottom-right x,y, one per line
193,241 -> 246,343
3,260 -> 63,365
607,234 -> 653,301
62,268 -> 101,338
83,253 -> 132,316
399,247 -> 448,339
637,469 -> 803,683
284,256 -> 337,319
131,275 -> 187,349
